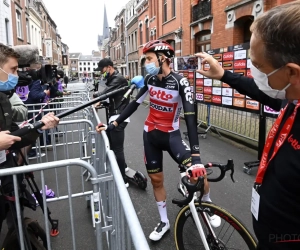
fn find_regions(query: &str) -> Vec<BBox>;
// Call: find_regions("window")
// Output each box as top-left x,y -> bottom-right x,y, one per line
88,67 -> 90,71
5,19 -> 9,45
139,24 -> 143,45
172,0 -> 176,17
163,0 -> 167,22
88,62 -> 90,65
243,18 -> 253,43
79,62 -> 82,65
26,19 -> 30,42
16,11 -> 22,38
195,30 -> 211,53
84,67 -> 86,71
145,20 -> 149,42
80,67 -> 82,71
84,62 -> 86,65
93,63 -> 95,66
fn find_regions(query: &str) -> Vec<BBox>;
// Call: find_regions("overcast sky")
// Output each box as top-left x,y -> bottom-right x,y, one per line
43,0 -> 125,54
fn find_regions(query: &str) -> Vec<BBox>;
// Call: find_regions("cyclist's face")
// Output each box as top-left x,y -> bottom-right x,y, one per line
144,52 -> 159,67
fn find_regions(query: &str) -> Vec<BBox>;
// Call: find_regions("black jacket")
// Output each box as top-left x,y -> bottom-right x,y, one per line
0,92 -> 40,192
94,70 -> 129,117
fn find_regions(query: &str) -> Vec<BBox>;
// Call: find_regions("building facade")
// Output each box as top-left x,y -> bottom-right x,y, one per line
11,0 -> 30,46
0,0 -> 13,46
125,0 -> 139,78
61,42 -> 70,76
69,52 -> 81,77
28,0 -> 42,56
78,55 -> 99,78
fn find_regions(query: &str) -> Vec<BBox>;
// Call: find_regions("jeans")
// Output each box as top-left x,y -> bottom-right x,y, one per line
107,122 -> 128,177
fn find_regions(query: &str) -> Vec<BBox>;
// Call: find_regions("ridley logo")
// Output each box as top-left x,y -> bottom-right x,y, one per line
154,45 -> 169,51
149,87 -> 173,100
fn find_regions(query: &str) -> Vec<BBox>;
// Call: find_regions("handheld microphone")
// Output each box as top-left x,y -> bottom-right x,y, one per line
120,75 -> 145,103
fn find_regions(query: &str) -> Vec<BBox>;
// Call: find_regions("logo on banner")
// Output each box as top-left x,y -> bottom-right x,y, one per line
264,106 -> 279,115
212,96 -> 222,104
223,52 -> 234,61
149,87 -> 173,101
196,93 -> 203,101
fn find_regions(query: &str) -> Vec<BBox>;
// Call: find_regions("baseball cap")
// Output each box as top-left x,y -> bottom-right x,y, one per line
95,58 -> 113,72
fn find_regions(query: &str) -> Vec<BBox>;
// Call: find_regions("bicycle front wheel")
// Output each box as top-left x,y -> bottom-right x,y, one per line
174,202 -> 257,250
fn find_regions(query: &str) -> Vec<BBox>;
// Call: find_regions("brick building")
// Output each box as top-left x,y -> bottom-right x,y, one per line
125,0 -> 139,78
11,0 -> 30,46
69,52 -> 81,77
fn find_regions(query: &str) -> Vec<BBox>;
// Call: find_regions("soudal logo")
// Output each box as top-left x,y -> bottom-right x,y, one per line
154,46 -> 169,51
149,87 -> 173,100
212,96 -> 221,104
223,52 -> 234,61
234,60 -> 246,69
150,103 -> 173,112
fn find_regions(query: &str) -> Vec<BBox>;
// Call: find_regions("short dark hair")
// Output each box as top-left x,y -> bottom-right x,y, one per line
0,43 -> 20,66
250,1 -> 300,68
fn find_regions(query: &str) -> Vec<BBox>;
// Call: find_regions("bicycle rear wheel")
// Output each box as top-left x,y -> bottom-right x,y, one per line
174,202 -> 257,250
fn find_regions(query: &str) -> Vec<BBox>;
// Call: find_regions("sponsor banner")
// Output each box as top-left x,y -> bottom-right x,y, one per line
233,98 -> 245,108
247,59 -> 252,68
188,71 -> 194,79
233,89 -> 245,98
223,61 -> 233,70
246,100 -> 259,110
196,78 -> 204,86
196,72 -> 204,78
222,87 -> 233,97
213,53 -> 223,61
222,82 -> 230,88
213,79 -> 222,87
233,69 -> 246,76
204,87 -> 212,95
204,79 -> 212,86
212,95 -> 222,104
204,94 -> 212,102
234,50 -> 247,60
246,70 -> 252,78
223,52 -> 234,61
264,106 -> 279,115
196,93 -> 203,101
234,60 -> 247,69
196,87 -> 203,93
222,96 -> 232,106
212,87 -> 222,95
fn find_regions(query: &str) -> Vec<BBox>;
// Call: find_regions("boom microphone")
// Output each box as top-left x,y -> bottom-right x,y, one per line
120,75 -> 145,102
13,45 -> 39,67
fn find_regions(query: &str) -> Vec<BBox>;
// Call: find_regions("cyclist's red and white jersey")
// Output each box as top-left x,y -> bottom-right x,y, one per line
115,71 -> 200,155
136,72 -> 194,133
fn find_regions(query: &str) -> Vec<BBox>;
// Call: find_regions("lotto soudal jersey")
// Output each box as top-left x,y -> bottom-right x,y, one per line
116,71 -> 200,155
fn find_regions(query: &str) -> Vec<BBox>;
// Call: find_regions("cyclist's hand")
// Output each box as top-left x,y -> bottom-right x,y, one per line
186,164 -> 207,181
195,52 -> 225,80
96,122 -> 116,133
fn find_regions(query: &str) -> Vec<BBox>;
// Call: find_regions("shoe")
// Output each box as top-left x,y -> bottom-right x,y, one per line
123,176 -> 129,188
28,153 -> 46,160
149,221 -> 170,241
207,214 -> 221,228
125,167 -> 129,173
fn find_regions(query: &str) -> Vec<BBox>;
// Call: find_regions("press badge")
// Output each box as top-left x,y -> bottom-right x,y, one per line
0,150 -> 6,164
251,187 -> 260,221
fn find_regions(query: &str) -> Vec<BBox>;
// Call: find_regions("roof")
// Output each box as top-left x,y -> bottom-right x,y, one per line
79,55 -> 93,61
69,53 -> 81,59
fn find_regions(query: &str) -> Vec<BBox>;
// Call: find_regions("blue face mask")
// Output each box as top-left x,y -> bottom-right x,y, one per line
145,62 -> 160,75
0,68 -> 19,91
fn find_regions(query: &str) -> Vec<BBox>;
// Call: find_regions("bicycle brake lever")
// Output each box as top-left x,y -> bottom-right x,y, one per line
230,169 -> 235,183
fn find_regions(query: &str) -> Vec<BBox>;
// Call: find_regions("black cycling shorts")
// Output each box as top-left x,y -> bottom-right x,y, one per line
143,129 -> 192,174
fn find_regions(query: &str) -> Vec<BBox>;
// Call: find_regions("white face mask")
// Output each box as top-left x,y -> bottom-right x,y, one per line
250,64 -> 290,99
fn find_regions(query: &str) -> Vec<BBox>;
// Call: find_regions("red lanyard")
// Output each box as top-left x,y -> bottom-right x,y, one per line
255,101 -> 300,185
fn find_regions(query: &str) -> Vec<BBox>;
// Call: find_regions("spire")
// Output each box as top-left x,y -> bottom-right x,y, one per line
103,4 -> 109,40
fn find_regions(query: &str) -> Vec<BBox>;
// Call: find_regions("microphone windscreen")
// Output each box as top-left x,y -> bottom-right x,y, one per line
13,45 -> 39,66
131,75 -> 144,88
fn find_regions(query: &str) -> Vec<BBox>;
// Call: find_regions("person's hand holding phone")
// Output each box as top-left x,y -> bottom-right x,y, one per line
195,52 -> 225,80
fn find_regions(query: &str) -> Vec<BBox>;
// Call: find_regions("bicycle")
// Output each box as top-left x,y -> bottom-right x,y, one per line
174,160 -> 257,250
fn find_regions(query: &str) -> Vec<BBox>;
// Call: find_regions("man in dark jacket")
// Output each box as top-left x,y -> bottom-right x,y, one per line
0,43 -> 59,230
94,58 -> 130,187
195,2 -> 300,249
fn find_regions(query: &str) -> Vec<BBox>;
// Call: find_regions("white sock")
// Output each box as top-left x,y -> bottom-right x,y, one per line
201,189 -> 212,202
157,201 -> 168,223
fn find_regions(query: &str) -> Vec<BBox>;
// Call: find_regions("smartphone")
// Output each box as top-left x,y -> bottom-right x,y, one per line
174,56 -> 201,71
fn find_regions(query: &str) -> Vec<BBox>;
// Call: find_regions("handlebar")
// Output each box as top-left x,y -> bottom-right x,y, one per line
172,159 -> 235,207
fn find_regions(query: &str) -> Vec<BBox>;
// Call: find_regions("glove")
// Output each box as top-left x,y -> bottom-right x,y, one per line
97,122 -> 116,132
186,164 -> 206,179
191,155 -> 202,165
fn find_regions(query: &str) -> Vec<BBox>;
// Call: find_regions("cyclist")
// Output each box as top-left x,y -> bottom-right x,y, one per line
96,40 -> 220,241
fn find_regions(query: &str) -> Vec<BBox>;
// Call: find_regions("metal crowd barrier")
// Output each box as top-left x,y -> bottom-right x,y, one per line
0,85 -> 150,249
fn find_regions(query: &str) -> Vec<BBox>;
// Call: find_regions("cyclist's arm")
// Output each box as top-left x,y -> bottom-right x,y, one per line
179,78 -> 201,162
115,76 -> 149,125
221,71 -> 282,111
